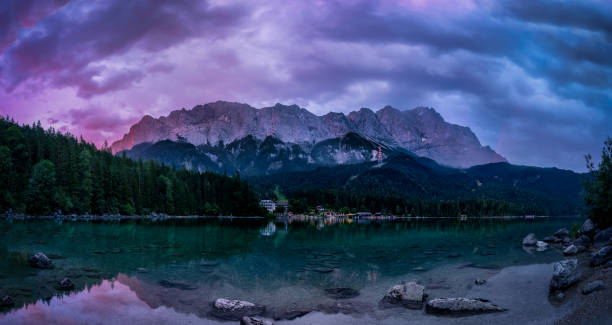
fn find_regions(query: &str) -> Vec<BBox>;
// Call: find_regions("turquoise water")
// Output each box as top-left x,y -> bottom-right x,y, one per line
0,217 -> 582,324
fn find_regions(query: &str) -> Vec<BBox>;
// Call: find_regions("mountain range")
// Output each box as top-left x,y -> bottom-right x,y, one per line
112,101 -> 506,170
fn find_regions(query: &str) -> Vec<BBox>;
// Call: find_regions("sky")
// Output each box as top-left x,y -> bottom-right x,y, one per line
0,0 -> 610,171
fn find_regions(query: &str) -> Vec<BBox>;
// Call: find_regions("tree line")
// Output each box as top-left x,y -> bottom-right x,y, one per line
0,117 -> 266,216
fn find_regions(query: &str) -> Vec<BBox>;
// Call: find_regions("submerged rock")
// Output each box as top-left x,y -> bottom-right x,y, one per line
269,305 -> 311,320
317,301 -> 369,315
58,278 -> 74,290
552,291 -> 565,302
241,316 -> 273,325
522,233 -> 538,246
324,287 -> 360,299
578,219 -> 597,238
553,228 -> 570,239
550,259 -> 581,290
543,236 -> 561,244
425,298 -> 505,315
474,279 -> 486,285
590,246 -> 612,266
383,282 -> 425,309
593,227 -> 612,247
536,241 -> 549,251
582,281 -> 605,295
211,298 -> 265,320
29,252 -> 54,269
1,295 -> 14,307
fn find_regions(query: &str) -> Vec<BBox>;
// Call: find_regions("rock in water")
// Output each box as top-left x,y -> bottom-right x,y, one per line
522,233 -> 537,246
474,279 -> 486,285
582,281 -> 605,295
1,295 -> 15,307
212,298 -> 265,320
425,298 -> 505,315
563,245 -> 580,256
536,241 -> 549,251
553,228 -> 570,239
593,227 -> 612,248
324,288 -> 360,299
578,219 -> 597,238
29,252 -> 54,269
383,282 -> 425,309
241,316 -> 273,325
58,278 -> 74,290
574,235 -> 591,248
550,259 -> 581,290
591,246 -> 612,266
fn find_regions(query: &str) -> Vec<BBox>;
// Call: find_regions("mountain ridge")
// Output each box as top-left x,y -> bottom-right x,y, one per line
112,100 -> 506,168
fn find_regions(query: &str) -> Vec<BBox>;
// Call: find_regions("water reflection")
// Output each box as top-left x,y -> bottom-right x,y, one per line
0,217 -> 582,324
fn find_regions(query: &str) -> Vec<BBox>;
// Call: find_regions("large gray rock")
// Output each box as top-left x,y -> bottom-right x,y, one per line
593,227 -> 612,248
574,235 -> 591,248
553,228 -> 570,239
522,233 -> 538,246
211,298 -> 265,320
563,245 -> 580,256
578,219 -> 597,238
29,252 -> 54,269
582,281 -> 605,295
550,259 -> 581,290
241,316 -> 273,325
425,298 -> 505,315
383,282 -> 425,309
591,246 -> 612,266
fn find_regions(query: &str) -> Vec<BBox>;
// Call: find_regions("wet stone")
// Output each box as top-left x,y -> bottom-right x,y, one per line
241,316 -> 274,325
582,280 -> 605,295
1,295 -> 15,307
211,298 -> 265,321
425,298 -> 506,315
57,278 -> 74,290
29,252 -> 54,269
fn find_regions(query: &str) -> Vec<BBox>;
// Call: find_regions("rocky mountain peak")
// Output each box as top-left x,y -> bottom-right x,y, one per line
111,101 -> 506,168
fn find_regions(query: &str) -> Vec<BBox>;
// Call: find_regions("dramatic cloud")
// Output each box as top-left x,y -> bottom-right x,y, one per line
0,0 -> 610,171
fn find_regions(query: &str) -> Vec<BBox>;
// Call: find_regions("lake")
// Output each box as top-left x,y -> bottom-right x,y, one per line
0,217 -> 584,324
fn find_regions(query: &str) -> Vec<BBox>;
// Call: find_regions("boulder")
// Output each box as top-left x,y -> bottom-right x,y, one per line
522,233 -> 538,246
58,278 -> 74,290
241,316 -> 273,325
554,228 -> 570,239
211,298 -> 265,320
593,227 -> 612,248
543,236 -> 561,244
563,245 -> 581,256
29,252 -> 54,269
578,219 -> 597,238
383,282 -> 425,309
591,246 -> 612,266
574,235 -> 591,248
1,295 -> 14,307
324,288 -> 360,299
550,259 -> 581,290
536,241 -> 549,251
582,280 -> 605,295
425,298 -> 505,315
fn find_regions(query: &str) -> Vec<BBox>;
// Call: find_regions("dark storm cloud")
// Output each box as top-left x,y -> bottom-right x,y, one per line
0,0 -> 249,96
0,0 -> 609,171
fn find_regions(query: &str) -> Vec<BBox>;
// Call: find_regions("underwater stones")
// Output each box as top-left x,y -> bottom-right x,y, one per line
58,278 -> 74,290
0,295 -> 14,307
241,316 -> 273,325
316,301 -> 369,315
211,298 -> 265,320
29,252 -> 54,269
425,298 -> 505,315
383,282 -> 425,309
474,278 -> 486,285
157,280 -> 198,291
581,280 -> 605,295
269,305 -> 312,320
550,259 -> 581,290
324,287 -> 360,299
522,233 -> 537,246
590,246 -> 612,266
